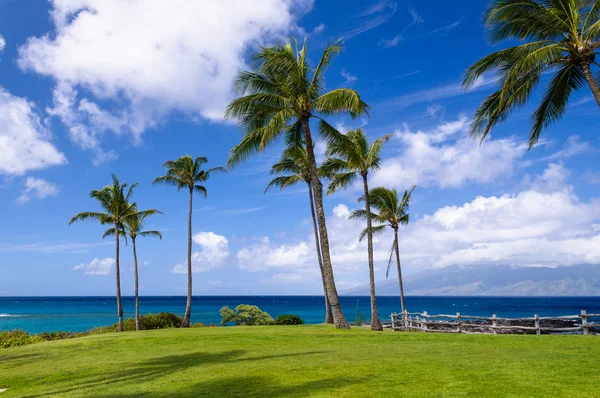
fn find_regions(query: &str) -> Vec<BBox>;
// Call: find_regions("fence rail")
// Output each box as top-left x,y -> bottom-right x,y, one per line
390,310 -> 600,335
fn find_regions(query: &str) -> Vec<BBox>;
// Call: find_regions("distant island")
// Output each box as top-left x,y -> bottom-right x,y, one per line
343,264 -> 600,296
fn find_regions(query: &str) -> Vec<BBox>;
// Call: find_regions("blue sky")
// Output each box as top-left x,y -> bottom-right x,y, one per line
0,0 -> 599,296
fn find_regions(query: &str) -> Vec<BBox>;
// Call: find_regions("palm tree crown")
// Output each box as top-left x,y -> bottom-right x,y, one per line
463,0 -> 600,148
153,155 -> 225,194
69,174 -> 137,230
351,186 -> 416,277
322,129 -> 391,194
265,145 -> 325,192
225,38 -> 369,166
104,208 -> 163,241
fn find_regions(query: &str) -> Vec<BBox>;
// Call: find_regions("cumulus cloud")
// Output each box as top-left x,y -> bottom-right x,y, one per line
0,35 -> 5,52
0,87 -> 66,176
239,164 -> 600,281
17,177 -> 59,204
172,232 -> 230,274
237,237 -> 311,272
18,0 -> 311,162
370,115 -> 528,189
340,163 -> 600,270
73,258 -> 115,276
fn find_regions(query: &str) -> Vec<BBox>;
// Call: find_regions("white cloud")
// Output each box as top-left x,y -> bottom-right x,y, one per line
16,177 -> 59,204
0,87 -> 66,176
18,0 -> 311,161
370,115 -> 528,189
0,35 -> 5,53
383,75 -> 498,108
73,257 -> 115,276
331,164 -> 600,271
340,69 -> 357,85
172,232 -> 230,274
345,0 -> 397,38
241,164 -> 600,282
237,237 -> 311,272
378,7 -> 423,48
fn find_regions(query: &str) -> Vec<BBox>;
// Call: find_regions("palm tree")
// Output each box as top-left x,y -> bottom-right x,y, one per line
69,174 -> 137,332
351,186 -> 416,313
105,208 -> 163,331
463,0 -> 600,148
265,145 -> 333,324
225,38 -> 369,329
153,155 -> 224,328
323,129 -> 391,331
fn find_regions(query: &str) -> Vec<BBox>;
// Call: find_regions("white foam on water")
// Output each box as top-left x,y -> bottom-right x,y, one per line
0,313 -> 23,317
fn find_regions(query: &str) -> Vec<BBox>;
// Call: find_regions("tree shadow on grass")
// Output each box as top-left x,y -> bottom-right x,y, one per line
22,350 -> 332,398
97,375 -> 366,398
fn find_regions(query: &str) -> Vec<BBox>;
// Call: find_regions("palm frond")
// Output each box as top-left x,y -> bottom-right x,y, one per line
314,89 -> 369,118
138,230 -> 163,239
326,171 -> 358,194
530,63 -> 585,147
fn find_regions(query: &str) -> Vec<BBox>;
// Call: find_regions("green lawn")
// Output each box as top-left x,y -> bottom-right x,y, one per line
0,325 -> 599,397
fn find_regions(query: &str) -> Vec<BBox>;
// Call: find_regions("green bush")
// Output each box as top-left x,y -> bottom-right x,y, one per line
274,314 -> 304,325
90,312 -> 184,334
219,304 -> 274,326
354,300 -> 366,327
0,330 -> 44,349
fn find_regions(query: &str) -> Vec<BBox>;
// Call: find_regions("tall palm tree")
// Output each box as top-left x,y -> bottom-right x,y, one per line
153,155 -> 224,328
351,186 -> 416,313
265,145 -> 333,324
225,38 -> 368,329
69,174 -> 137,332
105,208 -> 163,331
323,129 -> 391,331
463,0 -> 600,148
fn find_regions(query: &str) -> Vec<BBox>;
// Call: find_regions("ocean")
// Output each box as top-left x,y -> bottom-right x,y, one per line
2,296 -> 600,334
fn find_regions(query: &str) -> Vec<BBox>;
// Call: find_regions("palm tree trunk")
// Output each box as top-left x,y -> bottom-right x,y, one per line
132,237 -> 140,331
115,224 -> 124,332
581,62 -> 600,107
393,227 -> 406,313
301,118 -> 349,329
361,174 -> 383,331
308,183 -> 333,324
181,187 -> 193,328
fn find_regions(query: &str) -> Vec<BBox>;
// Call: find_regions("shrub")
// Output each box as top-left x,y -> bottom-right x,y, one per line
354,300 -> 366,327
0,330 -> 44,349
90,312 -> 184,334
219,304 -> 274,326
274,314 -> 304,325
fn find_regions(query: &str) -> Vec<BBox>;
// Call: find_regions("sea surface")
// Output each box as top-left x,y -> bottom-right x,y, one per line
1,296 -> 600,334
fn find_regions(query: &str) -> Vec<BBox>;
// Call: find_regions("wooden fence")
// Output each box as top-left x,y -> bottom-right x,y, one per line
390,310 -> 600,335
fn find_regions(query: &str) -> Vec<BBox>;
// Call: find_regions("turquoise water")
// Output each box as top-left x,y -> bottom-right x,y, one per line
2,296 -> 600,333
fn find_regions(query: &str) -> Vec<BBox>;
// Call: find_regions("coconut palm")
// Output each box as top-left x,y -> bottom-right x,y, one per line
351,186 -> 416,313
265,145 -> 333,324
322,129 -> 391,331
153,155 -> 224,328
225,38 -> 368,329
463,0 -> 600,148
69,174 -> 137,332
104,208 -> 163,331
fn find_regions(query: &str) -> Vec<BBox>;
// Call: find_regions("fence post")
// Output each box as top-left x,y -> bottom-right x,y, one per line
581,310 -> 589,335
403,310 -> 409,331
492,314 -> 497,335
534,314 -> 541,335
456,312 -> 461,333
422,311 -> 428,332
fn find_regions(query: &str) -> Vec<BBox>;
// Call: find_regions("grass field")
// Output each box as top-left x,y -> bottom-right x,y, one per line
1,325 -> 599,397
